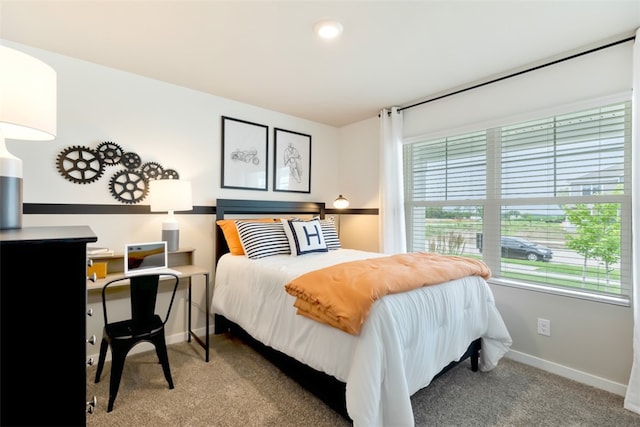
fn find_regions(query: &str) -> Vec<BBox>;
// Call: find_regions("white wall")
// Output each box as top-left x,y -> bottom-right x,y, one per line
336,117 -> 381,251
403,41 -> 633,140
3,40 -> 342,359
337,116 -> 380,209
4,41 -> 341,208
492,284 -> 632,394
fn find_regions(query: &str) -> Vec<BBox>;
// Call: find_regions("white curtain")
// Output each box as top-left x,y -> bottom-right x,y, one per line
624,27 -> 640,414
379,107 -> 406,254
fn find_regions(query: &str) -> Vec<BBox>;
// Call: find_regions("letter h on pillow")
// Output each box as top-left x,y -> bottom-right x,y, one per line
281,218 -> 328,256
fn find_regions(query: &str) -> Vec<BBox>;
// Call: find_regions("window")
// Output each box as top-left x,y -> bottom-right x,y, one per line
403,101 -> 632,304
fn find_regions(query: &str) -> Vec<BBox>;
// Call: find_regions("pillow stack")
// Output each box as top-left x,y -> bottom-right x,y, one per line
217,216 -> 342,259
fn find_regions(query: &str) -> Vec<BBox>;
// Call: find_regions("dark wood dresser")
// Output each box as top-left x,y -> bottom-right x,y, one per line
0,226 -> 97,426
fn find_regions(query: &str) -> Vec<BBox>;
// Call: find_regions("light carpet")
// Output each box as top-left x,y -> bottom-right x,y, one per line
86,334 -> 640,426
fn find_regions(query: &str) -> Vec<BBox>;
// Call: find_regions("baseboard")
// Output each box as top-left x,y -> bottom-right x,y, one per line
505,349 -> 628,396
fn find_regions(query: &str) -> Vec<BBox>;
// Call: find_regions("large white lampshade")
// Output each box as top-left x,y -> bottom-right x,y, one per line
149,179 -> 193,251
0,45 -> 57,229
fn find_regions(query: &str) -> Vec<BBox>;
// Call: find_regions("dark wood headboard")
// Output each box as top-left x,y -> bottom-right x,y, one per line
215,199 -> 326,264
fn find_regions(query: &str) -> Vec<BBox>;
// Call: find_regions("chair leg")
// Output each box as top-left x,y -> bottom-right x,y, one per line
94,338 -> 109,383
153,334 -> 174,389
106,348 -> 128,412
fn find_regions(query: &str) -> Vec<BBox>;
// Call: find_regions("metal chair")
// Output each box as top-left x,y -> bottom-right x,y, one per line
94,273 -> 180,412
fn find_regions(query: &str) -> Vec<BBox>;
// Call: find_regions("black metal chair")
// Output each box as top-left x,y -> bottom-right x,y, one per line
94,273 -> 181,412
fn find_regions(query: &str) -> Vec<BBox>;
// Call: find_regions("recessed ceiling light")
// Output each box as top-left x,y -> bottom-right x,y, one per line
314,20 -> 343,39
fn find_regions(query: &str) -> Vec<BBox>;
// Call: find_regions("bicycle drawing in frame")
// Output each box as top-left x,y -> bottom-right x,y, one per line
221,116 -> 268,191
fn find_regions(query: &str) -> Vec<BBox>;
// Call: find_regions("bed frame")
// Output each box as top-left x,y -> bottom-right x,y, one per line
213,198 -> 480,420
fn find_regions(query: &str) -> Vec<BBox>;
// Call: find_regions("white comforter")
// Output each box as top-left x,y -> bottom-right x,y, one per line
212,249 -> 512,427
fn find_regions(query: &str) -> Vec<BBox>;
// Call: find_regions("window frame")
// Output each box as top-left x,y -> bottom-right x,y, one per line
403,96 -> 633,306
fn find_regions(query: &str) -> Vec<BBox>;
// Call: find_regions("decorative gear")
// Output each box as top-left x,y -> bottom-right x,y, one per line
109,169 -> 149,204
162,169 -> 180,180
96,141 -> 124,166
121,152 -> 142,170
140,161 -> 164,180
56,145 -> 104,184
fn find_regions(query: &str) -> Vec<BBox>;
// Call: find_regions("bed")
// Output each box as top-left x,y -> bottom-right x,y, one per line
211,199 -> 512,427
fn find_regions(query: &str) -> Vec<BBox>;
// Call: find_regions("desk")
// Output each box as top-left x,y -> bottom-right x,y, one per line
87,248 -> 211,362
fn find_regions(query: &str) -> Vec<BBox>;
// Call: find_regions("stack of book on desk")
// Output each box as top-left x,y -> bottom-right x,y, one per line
87,247 -> 114,257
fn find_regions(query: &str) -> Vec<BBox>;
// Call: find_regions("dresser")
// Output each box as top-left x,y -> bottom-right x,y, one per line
0,226 -> 97,426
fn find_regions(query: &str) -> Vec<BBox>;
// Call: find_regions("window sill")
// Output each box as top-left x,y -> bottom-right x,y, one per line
488,277 -> 630,307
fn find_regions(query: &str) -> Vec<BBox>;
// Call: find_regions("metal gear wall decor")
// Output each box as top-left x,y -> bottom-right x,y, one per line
55,140 -> 182,204
121,152 -> 142,170
163,169 -> 180,179
140,161 -> 164,180
56,145 -> 105,184
96,141 -> 123,166
109,169 -> 149,204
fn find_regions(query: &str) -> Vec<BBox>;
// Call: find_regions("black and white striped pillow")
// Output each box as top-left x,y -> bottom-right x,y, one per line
319,218 -> 341,250
236,221 -> 291,259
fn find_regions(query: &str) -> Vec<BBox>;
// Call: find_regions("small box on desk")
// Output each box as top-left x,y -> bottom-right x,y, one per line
87,262 -> 108,279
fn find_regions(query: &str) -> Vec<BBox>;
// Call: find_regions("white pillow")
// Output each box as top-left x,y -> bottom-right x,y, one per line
236,221 -> 291,259
281,218 -> 328,256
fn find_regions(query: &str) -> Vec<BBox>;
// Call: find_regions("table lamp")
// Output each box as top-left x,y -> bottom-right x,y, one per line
0,45 -> 57,229
149,179 -> 193,251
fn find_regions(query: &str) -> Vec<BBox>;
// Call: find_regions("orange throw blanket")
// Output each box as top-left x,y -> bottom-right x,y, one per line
284,252 -> 491,335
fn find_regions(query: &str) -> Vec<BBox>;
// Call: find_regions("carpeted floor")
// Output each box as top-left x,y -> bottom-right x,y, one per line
86,334 -> 640,426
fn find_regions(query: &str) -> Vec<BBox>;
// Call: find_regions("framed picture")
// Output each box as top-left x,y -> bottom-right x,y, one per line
273,128 -> 311,193
221,116 -> 268,191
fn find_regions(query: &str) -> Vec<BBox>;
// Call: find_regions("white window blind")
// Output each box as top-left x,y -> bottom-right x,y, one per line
403,101 -> 632,303
406,131 -> 486,201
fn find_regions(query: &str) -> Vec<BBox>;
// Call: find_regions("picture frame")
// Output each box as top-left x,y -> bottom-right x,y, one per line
221,116 -> 268,191
273,128 -> 311,193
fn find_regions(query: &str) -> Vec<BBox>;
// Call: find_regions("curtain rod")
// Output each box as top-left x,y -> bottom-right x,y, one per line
398,34 -> 636,113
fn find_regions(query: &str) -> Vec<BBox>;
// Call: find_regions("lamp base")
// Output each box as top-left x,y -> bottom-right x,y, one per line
0,174 -> 22,230
162,229 -> 179,252
0,134 -> 23,230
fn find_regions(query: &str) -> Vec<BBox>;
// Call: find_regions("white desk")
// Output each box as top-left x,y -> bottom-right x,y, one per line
87,249 -> 211,362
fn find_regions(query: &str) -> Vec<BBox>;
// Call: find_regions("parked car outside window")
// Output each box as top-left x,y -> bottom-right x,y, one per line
501,236 -> 553,262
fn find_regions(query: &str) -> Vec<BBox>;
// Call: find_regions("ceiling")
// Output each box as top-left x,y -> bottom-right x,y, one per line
1,1 -> 639,128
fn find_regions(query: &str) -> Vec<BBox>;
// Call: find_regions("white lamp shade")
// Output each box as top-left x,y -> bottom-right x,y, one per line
0,45 -> 57,141
149,179 -> 193,212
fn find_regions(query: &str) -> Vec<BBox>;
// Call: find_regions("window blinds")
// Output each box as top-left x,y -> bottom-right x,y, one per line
403,101 -> 632,302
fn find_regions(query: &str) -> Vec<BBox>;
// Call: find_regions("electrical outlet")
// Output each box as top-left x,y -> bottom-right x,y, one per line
537,318 -> 551,336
